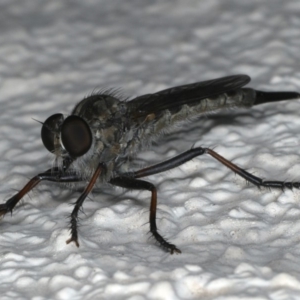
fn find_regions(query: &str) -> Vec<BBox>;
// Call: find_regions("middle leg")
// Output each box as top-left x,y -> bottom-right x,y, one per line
110,176 -> 181,254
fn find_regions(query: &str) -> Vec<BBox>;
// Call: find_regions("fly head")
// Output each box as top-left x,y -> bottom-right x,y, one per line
41,113 -> 93,161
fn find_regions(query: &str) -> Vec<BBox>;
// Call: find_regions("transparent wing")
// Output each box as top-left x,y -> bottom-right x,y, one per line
128,74 -> 250,117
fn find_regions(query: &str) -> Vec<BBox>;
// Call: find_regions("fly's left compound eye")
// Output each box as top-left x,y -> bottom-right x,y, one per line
41,113 -> 64,153
61,115 -> 92,157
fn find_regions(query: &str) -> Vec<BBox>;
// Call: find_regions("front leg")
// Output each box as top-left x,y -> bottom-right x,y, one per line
110,176 -> 181,254
66,163 -> 105,247
0,168 -> 83,217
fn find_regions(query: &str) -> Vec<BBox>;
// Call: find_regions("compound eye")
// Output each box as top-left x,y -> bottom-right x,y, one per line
61,115 -> 92,158
41,113 -> 64,153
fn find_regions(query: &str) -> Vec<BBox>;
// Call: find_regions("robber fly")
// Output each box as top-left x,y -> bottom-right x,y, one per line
1,75 -> 300,254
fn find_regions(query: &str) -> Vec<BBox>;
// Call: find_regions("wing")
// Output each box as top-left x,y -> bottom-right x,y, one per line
128,74 -> 251,117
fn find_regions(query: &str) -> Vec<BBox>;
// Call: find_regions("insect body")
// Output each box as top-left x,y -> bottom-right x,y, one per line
1,75 -> 300,253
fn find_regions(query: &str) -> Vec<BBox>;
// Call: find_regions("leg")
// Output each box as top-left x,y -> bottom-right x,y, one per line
66,163 -> 104,247
133,147 -> 206,178
110,176 -> 181,254
0,168 -> 83,217
206,148 -> 300,189
129,147 -> 300,190
1,164 -> 105,247
117,147 -> 300,253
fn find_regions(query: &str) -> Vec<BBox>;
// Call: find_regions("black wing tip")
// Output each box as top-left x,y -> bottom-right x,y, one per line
230,74 -> 251,84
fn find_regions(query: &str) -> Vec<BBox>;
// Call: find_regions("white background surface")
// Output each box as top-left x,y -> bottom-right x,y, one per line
1,1 -> 300,299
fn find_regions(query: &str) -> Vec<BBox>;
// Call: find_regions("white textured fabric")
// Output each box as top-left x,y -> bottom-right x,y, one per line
1,1 -> 300,299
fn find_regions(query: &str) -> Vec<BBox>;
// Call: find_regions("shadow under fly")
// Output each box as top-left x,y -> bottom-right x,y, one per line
1,74 -> 300,253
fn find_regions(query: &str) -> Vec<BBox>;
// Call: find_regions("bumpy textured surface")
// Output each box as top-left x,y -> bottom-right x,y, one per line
1,1 -> 300,299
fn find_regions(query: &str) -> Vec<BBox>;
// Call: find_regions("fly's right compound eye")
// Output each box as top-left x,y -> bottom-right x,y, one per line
60,115 -> 92,158
41,113 -> 64,153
